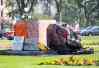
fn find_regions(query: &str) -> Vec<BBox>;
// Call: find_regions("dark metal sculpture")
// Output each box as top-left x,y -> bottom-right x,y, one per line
47,24 -> 94,54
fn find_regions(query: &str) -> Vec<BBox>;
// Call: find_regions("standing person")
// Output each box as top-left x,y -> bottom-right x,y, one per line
62,24 -> 72,40
12,19 -> 28,50
0,19 -> 5,39
74,22 -> 80,41
0,22 -> 3,39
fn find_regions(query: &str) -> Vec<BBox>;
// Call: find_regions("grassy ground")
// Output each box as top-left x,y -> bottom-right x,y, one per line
0,51 -> 98,68
81,36 -> 99,46
81,36 -> 99,51
0,36 -> 99,68
0,55 -> 99,68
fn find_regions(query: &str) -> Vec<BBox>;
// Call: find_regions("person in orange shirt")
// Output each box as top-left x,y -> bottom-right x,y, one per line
12,19 -> 28,50
14,20 -> 28,38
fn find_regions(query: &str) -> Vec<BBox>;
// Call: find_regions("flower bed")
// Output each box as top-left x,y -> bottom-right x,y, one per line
38,56 -> 99,66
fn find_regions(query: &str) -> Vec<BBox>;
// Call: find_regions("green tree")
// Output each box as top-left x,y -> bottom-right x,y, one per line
76,0 -> 99,26
6,0 -> 37,19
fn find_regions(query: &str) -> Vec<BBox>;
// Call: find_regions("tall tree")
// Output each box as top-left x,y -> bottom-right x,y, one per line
54,0 -> 64,23
16,0 -> 37,15
42,0 -> 52,16
76,0 -> 99,26
6,0 -> 38,19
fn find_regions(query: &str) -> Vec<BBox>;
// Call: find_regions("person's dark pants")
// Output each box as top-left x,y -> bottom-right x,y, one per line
0,33 -> 3,38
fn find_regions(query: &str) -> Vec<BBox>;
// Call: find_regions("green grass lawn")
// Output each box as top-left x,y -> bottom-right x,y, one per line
0,36 -> 99,68
81,36 -> 99,52
0,52 -> 98,68
81,36 -> 99,46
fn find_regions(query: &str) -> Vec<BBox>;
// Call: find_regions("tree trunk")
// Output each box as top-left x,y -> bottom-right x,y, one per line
54,0 -> 62,23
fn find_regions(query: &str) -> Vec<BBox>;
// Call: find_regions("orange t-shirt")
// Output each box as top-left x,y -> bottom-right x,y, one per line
14,20 -> 28,38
